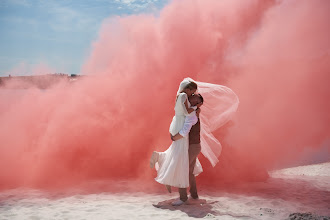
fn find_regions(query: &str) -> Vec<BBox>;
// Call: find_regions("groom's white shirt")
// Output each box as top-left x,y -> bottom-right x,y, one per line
179,111 -> 198,137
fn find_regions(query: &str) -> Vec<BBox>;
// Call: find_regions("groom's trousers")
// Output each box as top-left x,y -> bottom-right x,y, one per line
179,143 -> 201,202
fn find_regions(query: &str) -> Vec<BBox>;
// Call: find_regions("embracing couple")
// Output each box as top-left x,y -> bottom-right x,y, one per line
150,77 -> 239,206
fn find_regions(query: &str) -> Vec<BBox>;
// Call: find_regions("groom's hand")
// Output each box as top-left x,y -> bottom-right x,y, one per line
172,133 -> 184,141
196,108 -> 201,117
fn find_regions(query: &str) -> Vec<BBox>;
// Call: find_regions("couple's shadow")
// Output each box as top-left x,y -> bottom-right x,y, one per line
153,198 -> 218,218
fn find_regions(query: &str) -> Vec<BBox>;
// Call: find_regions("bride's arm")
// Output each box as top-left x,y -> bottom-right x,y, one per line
184,99 -> 197,114
171,108 -> 201,141
178,93 -> 196,115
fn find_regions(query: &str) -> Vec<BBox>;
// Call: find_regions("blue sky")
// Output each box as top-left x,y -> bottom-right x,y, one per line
0,0 -> 169,76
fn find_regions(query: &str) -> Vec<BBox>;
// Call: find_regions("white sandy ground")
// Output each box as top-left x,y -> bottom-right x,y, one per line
0,162 -> 329,220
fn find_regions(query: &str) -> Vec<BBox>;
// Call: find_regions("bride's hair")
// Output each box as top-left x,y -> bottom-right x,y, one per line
175,80 -> 198,103
184,81 -> 197,90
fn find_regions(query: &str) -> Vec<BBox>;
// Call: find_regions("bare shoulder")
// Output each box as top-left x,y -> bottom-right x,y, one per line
178,92 -> 187,99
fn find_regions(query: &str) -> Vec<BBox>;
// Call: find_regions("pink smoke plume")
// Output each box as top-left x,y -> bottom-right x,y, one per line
0,0 -> 329,190
6,62 -> 56,76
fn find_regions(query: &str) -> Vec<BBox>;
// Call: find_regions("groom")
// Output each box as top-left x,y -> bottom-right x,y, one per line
171,93 -> 204,206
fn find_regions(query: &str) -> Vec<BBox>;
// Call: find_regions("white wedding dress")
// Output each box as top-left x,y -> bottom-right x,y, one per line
155,92 -> 202,188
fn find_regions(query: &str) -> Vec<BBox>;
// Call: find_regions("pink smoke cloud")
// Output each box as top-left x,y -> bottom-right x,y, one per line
6,62 -> 56,76
0,0 -> 329,190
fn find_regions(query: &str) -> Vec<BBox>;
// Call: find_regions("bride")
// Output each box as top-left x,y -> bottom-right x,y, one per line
150,77 -> 239,194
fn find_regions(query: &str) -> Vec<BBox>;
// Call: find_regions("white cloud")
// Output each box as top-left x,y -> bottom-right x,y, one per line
114,0 -> 161,11
1,0 -> 31,7
117,0 -> 136,3
31,1 -> 100,33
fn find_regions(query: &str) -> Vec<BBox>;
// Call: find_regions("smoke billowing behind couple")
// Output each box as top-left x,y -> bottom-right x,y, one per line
0,0 -> 329,190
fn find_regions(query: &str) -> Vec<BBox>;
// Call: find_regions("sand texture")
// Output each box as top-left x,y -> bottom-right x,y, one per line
0,163 -> 329,220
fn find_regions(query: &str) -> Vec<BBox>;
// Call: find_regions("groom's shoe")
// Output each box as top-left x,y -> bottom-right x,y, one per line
149,151 -> 158,168
171,198 -> 185,206
189,195 -> 199,200
186,195 -> 199,205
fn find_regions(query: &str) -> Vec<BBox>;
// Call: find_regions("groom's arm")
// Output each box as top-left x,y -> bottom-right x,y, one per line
172,121 -> 192,141
171,108 -> 201,141
171,133 -> 183,141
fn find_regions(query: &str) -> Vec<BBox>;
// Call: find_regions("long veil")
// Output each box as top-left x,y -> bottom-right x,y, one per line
179,78 -> 239,167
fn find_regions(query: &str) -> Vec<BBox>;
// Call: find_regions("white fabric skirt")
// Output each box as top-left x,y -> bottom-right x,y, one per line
155,115 -> 203,188
155,136 -> 190,188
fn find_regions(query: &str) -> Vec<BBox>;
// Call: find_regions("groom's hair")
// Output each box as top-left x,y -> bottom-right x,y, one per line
197,94 -> 204,103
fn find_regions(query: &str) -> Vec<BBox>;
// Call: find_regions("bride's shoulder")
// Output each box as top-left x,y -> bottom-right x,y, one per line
178,92 -> 187,98
177,92 -> 187,102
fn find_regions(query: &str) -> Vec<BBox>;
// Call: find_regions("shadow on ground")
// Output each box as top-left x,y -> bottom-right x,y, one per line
153,198 -> 218,218
153,198 -> 251,219
153,198 -> 253,219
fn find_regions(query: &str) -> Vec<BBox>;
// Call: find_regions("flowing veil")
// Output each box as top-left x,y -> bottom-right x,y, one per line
178,78 -> 239,167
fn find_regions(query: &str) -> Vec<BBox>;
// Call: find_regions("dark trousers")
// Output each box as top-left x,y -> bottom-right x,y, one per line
179,143 -> 201,202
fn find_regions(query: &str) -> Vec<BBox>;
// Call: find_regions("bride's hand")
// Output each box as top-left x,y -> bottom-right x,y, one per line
196,102 -> 203,108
